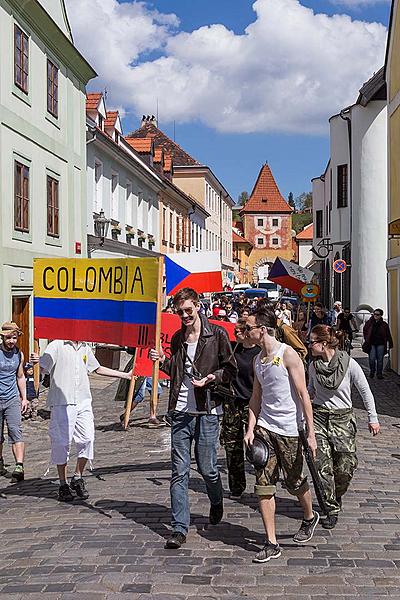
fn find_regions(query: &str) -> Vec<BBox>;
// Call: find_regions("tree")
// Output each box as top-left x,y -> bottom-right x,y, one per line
238,191 -> 249,206
295,191 -> 313,212
288,192 -> 295,211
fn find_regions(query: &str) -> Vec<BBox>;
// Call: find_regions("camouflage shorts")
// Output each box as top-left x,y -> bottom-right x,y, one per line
254,425 -> 309,497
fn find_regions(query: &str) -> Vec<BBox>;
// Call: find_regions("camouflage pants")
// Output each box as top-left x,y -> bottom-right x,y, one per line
313,406 -> 358,516
220,400 -> 248,495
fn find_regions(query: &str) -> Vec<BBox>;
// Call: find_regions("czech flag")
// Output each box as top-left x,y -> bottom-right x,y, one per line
268,257 -> 314,294
165,251 -> 223,296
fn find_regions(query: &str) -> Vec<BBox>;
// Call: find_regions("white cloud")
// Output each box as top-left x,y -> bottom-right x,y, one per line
66,0 -> 387,135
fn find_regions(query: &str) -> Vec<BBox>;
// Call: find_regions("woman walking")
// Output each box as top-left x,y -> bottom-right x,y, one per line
308,325 -> 380,529
363,309 -> 393,379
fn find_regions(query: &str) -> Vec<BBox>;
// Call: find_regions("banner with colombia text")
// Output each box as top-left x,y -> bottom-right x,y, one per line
33,258 -> 160,347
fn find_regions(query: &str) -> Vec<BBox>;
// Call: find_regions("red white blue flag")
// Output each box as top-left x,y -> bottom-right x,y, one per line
165,251 -> 223,296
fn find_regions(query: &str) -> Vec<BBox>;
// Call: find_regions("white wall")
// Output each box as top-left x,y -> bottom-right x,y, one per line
351,102 -> 387,311
298,241 -> 312,267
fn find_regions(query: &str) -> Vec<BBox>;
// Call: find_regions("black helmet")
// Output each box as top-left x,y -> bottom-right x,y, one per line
246,433 -> 271,470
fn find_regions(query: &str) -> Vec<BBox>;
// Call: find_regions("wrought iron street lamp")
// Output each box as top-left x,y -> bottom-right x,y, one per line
93,209 -> 110,245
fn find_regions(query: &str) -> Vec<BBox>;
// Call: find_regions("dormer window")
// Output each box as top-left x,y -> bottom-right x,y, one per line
98,114 -> 104,130
115,131 -> 119,144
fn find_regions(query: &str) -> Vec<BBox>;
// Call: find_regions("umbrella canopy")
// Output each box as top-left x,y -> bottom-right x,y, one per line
268,257 -> 314,294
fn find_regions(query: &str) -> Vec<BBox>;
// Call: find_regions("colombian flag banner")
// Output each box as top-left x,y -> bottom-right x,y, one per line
33,258 -> 160,347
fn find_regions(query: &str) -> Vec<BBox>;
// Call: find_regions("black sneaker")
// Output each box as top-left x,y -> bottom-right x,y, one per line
377,374 -> 384,380
164,532 -> 186,549
58,483 -> 74,502
11,464 -> 24,482
0,458 -> 7,477
253,542 -> 281,563
70,477 -> 89,499
209,501 -> 224,525
321,514 -> 338,529
293,511 -> 320,543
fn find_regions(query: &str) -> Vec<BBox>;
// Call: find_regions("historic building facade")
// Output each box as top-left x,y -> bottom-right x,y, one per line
240,163 -> 294,285
0,0 -> 95,358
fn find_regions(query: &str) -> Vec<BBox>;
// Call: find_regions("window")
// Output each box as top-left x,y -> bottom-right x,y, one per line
14,162 -> 29,232
162,207 -> 167,241
316,209 -> 323,238
47,176 -> 59,237
272,218 -> 279,227
98,114 -> 104,130
14,25 -> 29,93
257,218 -> 263,227
169,211 -> 174,245
47,59 -> 58,117
272,238 -> 279,245
257,237 -> 264,245
94,161 -> 102,213
337,164 -> 348,208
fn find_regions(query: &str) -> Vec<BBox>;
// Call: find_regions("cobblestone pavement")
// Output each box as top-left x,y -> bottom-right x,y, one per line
1,356 -> 400,599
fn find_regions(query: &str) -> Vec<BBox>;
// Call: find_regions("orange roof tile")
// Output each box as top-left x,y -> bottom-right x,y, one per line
126,122 -> 199,166
296,222 -> 313,240
105,111 -> 118,128
232,231 -> 253,245
125,137 -> 153,153
164,152 -> 173,172
86,92 -> 102,111
154,147 -> 164,163
240,163 -> 292,214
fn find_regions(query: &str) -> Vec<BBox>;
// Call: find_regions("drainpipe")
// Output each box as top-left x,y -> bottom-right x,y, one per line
339,108 -> 352,306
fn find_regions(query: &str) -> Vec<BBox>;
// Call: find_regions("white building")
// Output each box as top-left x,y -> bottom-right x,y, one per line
311,68 -> 387,312
296,223 -> 314,268
0,0 -> 95,358
86,94 -> 163,257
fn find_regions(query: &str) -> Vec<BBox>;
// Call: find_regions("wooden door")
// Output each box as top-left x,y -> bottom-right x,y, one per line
12,296 -> 30,361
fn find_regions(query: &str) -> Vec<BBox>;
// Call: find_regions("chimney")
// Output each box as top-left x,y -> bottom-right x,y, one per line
141,114 -> 158,128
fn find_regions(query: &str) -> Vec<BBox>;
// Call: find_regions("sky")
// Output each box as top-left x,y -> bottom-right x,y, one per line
65,0 -> 391,203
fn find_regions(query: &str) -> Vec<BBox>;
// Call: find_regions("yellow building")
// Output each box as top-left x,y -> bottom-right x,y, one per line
386,0 -> 400,373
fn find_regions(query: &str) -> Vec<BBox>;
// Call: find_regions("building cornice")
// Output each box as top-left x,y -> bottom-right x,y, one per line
8,0 -> 96,84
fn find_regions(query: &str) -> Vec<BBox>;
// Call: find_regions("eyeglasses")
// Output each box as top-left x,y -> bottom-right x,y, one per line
176,307 -> 194,317
244,324 -> 261,332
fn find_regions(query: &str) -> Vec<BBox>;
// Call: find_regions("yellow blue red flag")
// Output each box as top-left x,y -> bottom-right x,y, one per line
34,258 -> 160,347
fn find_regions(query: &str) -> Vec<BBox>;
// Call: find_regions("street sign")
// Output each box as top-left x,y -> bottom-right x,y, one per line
333,259 -> 347,273
301,283 -> 320,301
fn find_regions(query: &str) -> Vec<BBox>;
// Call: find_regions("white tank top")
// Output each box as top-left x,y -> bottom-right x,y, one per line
255,343 -> 303,437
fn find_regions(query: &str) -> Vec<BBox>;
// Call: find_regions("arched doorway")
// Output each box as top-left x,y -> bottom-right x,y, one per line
253,257 -> 273,286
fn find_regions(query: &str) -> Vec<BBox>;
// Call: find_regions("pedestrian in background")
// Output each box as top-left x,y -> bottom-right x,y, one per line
363,309 -> 393,379
23,362 -> 39,420
220,319 -> 259,499
0,322 -> 28,482
308,325 -> 380,529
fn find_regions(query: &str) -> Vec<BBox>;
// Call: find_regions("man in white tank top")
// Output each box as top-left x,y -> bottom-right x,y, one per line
244,310 -> 319,563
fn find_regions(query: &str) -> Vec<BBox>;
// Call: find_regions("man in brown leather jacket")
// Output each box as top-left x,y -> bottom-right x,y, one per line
150,287 -> 236,549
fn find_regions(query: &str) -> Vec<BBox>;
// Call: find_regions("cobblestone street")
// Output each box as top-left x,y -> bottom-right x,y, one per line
1,356 -> 400,599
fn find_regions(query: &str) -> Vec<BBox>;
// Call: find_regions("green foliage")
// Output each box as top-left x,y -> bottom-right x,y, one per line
292,212 -> 313,233
288,192 -> 295,210
295,191 -> 312,211
238,191 -> 249,206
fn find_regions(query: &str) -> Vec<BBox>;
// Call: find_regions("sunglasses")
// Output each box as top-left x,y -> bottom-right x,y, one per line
176,306 -> 195,317
244,324 -> 261,332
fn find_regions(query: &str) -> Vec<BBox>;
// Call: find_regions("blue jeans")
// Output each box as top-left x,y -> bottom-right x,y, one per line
170,412 -> 222,535
135,377 -> 161,404
369,345 -> 385,376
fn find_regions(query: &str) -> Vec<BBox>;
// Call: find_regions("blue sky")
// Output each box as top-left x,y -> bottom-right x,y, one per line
68,0 -> 391,203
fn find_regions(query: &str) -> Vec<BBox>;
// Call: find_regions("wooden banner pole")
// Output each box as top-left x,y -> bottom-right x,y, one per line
123,352 -> 138,431
33,338 -> 40,390
150,256 -> 164,419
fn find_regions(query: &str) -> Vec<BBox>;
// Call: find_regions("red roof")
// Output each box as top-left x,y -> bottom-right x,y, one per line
105,111 -> 118,128
232,231 -> 253,246
86,92 -> 102,111
240,163 -> 292,214
154,147 -> 164,163
296,223 -> 313,240
127,122 -> 199,166
125,137 -> 153,154
164,152 -> 173,173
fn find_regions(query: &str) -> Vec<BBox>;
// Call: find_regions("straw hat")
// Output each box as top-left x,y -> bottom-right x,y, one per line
0,321 -> 23,336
